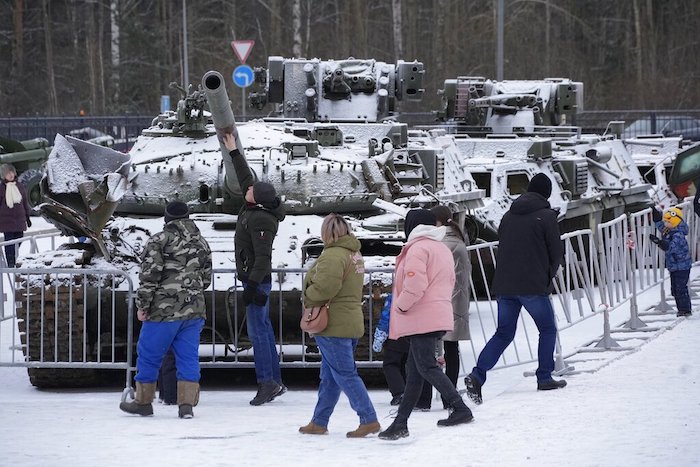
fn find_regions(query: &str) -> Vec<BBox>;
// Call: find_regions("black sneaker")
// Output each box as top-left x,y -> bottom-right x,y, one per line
250,381 -> 283,406
677,310 -> 692,317
464,374 -> 483,405
390,393 -> 403,406
437,407 -> 474,427
270,383 -> 287,401
378,421 -> 409,441
413,405 -> 431,412
537,378 -> 567,390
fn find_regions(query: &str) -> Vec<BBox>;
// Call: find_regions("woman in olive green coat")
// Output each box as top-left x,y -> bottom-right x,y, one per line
299,214 -> 380,438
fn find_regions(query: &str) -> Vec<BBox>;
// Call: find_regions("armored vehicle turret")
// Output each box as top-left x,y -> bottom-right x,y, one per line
249,56 -> 425,122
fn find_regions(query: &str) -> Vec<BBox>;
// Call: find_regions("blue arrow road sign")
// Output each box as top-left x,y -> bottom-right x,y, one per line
233,65 -> 254,88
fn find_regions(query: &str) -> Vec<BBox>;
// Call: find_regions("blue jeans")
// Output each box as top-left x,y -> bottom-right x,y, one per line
472,295 -> 557,384
135,318 -> 205,383
670,269 -> 691,312
312,336 -> 378,427
244,281 -> 281,384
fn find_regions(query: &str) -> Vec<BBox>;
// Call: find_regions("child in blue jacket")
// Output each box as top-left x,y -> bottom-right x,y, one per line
373,294 -> 433,408
650,207 -> 693,317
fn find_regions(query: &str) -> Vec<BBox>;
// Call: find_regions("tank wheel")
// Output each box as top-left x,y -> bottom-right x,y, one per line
27,368 -> 99,388
17,168 -> 45,210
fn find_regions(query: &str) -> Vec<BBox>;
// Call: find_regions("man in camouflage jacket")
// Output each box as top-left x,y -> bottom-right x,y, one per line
120,201 -> 212,419
223,132 -> 287,406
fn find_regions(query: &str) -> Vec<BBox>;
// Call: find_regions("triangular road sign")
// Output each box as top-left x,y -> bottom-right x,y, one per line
231,40 -> 255,64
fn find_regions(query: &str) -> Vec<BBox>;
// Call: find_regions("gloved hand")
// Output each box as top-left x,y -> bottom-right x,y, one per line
253,291 -> 269,306
372,328 -> 388,353
649,234 -> 669,251
26,217 -> 31,228
242,281 -> 259,306
651,207 -> 663,222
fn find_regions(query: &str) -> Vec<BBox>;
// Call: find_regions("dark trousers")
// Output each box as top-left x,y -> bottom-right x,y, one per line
158,349 -> 177,404
670,269 -> 691,312
443,340 -> 460,387
382,339 -> 432,407
395,332 -> 463,424
472,295 -> 557,384
441,340 -> 460,407
3,232 -> 22,267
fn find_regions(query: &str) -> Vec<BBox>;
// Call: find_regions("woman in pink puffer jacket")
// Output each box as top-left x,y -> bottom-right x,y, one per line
379,209 -> 474,441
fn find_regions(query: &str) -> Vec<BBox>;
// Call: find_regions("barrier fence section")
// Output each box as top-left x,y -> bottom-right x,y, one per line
0,266 -> 134,389
1,203 -> 696,387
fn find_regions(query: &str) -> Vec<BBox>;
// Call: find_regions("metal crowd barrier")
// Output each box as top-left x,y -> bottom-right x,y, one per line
1,203 -> 697,387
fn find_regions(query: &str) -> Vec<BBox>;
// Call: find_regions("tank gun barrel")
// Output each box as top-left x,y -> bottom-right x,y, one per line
469,93 -> 539,110
201,70 -> 244,196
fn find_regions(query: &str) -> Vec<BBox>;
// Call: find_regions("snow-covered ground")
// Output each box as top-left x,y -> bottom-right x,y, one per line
2,219 -> 699,466
1,296 -> 698,466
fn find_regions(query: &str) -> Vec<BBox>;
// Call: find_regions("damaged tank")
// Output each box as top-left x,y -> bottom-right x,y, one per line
16,59 -> 486,386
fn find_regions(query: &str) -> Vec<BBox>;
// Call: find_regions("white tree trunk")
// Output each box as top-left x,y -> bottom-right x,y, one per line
392,0 -> 403,57
110,0 -> 120,103
292,0 -> 302,58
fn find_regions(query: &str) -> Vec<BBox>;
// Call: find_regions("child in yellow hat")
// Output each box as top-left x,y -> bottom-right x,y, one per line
650,206 -> 692,317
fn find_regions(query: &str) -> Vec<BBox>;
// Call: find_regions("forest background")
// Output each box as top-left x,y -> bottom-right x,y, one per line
1,0 -> 698,117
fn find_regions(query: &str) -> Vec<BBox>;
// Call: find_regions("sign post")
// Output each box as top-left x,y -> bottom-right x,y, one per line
230,40 -> 255,119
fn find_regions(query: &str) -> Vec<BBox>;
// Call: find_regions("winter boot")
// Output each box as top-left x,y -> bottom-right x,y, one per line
537,378 -> 567,391
378,420 -> 409,441
390,393 -> 403,406
299,422 -> 328,435
464,373 -> 483,405
437,399 -> 474,427
120,382 -> 156,416
177,380 -> 200,419
250,380 -> 282,406
677,310 -> 692,317
346,421 -> 381,438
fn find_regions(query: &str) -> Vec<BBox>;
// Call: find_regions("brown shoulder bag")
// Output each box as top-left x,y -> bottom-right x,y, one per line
300,254 -> 353,335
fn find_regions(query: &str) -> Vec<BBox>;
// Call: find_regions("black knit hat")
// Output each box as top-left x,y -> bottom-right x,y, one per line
164,201 -> 189,223
527,173 -> 552,199
404,208 -> 436,238
253,181 -> 277,205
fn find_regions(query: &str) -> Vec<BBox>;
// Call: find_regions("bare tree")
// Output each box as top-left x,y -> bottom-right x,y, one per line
392,0 -> 403,57
292,0 -> 302,57
111,0 -> 120,105
42,0 -> 58,115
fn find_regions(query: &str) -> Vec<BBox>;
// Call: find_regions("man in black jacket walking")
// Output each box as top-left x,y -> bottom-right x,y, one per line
223,132 -> 287,406
465,173 -> 566,405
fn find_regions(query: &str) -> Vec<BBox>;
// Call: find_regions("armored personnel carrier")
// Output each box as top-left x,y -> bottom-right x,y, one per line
410,76 -> 653,240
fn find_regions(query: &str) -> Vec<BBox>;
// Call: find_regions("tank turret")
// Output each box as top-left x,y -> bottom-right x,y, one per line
250,57 -> 424,122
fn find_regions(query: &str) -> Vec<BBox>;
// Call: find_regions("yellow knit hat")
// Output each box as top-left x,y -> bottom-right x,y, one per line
663,207 -> 683,228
